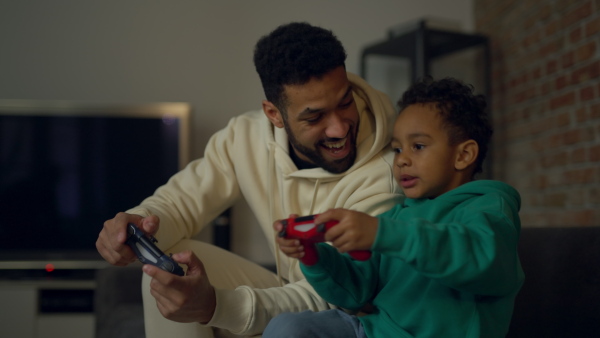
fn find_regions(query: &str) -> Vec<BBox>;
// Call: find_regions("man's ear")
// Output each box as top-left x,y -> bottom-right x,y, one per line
262,100 -> 285,128
455,139 -> 479,171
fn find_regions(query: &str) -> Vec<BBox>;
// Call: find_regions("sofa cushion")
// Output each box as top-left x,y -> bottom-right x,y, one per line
507,227 -> 600,337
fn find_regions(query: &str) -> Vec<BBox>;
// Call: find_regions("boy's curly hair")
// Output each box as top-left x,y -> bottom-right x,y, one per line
253,22 -> 347,114
398,77 -> 493,176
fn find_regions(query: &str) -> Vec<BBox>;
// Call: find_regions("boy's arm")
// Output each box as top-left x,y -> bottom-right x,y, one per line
300,244 -> 380,311
272,216 -> 379,312
375,195 -> 522,296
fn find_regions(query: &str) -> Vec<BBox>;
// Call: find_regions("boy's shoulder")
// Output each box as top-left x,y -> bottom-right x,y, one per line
449,180 -> 521,213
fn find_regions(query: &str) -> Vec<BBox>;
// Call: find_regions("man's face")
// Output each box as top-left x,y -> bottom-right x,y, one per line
278,66 -> 360,174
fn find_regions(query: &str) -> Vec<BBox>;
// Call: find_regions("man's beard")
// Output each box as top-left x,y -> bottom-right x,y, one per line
284,122 -> 358,174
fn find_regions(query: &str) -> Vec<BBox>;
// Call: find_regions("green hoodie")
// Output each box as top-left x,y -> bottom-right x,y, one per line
302,180 -> 524,338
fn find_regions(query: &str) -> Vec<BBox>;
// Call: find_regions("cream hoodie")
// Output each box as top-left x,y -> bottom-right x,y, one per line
127,72 -> 403,335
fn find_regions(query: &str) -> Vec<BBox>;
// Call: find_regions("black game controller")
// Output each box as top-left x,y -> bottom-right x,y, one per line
125,223 -> 185,276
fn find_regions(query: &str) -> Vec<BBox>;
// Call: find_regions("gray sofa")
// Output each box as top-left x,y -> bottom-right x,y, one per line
94,226 -> 600,338
506,226 -> 600,337
95,264 -> 145,338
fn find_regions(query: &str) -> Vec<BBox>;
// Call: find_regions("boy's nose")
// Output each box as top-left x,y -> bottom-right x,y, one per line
396,153 -> 411,167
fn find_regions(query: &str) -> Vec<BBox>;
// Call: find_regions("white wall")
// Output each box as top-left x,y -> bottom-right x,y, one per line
0,0 -> 474,265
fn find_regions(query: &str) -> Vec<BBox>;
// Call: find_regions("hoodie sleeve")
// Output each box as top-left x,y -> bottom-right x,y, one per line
299,244 -> 380,311
375,191 -> 522,296
206,279 -> 333,335
126,115 -> 243,251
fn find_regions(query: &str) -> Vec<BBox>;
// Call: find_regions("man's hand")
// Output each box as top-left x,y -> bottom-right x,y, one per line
144,250 -> 216,324
314,209 -> 378,253
96,212 -> 160,266
273,214 -> 305,259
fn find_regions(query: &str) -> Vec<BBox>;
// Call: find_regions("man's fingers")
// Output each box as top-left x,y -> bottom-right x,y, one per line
171,250 -> 204,277
97,227 -> 132,265
141,215 -> 160,236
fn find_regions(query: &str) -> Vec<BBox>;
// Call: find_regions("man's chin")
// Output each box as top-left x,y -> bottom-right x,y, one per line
319,155 -> 356,174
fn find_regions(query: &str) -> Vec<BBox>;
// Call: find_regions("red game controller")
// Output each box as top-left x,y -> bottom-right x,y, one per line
278,214 -> 372,266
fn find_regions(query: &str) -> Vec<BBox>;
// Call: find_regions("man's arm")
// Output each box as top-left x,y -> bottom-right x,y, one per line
126,116 -> 245,251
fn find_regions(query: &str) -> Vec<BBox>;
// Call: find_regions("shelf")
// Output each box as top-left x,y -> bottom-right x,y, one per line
360,19 -> 490,85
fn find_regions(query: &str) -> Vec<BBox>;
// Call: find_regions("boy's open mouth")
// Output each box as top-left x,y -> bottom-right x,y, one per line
400,175 -> 418,188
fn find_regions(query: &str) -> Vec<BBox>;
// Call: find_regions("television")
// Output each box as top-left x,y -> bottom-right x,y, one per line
0,100 -> 191,273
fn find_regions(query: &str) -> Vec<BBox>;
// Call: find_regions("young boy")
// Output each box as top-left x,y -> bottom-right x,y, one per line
264,77 -> 524,338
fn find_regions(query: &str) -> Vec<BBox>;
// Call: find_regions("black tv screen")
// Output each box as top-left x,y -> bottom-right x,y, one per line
0,100 -> 190,269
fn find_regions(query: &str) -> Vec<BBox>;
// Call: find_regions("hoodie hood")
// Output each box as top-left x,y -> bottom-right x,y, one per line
404,180 -> 522,215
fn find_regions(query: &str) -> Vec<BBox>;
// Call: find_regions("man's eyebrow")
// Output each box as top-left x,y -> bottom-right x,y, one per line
298,106 -> 324,117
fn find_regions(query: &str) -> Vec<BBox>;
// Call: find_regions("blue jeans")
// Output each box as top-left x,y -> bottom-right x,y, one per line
263,309 -> 367,338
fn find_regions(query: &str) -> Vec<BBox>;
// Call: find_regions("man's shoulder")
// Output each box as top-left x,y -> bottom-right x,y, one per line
221,109 -> 271,136
230,109 -> 268,124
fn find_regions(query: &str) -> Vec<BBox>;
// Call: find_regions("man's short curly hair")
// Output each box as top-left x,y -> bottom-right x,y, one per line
253,22 -> 347,114
398,77 -> 493,176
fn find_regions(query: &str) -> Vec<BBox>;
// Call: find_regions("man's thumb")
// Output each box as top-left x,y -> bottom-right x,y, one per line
172,250 -> 204,276
141,215 -> 160,236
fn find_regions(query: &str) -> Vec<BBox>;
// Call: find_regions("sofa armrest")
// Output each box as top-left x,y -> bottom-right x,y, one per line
507,226 -> 600,337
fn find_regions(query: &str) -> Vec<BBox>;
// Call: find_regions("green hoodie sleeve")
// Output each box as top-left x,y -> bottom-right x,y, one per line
300,244 -> 380,311
375,190 -> 522,297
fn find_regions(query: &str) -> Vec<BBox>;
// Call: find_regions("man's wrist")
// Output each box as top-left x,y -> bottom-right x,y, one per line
198,286 -> 217,324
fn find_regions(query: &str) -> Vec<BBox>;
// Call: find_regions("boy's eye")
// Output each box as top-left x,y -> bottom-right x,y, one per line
413,144 -> 425,151
393,147 -> 402,154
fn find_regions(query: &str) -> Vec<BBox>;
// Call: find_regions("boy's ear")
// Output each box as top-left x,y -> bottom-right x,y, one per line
455,139 -> 479,171
262,100 -> 285,128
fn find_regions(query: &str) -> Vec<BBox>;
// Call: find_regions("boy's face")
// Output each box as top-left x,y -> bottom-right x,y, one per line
263,66 -> 360,173
391,103 -> 465,199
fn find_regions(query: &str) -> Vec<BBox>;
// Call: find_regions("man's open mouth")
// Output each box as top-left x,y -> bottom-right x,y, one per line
322,138 -> 347,154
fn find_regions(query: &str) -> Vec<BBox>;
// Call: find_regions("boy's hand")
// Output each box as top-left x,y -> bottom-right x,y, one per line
273,214 -> 305,259
314,209 -> 378,254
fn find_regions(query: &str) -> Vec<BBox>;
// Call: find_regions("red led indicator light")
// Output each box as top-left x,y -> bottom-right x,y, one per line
45,264 -> 55,272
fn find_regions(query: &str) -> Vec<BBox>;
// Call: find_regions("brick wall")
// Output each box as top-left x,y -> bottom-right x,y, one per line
475,0 -> 600,226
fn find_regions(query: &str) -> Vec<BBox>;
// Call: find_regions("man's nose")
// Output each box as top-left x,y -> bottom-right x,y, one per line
325,113 -> 348,138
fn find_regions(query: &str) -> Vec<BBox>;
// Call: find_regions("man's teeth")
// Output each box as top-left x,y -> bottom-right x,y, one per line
324,139 -> 346,149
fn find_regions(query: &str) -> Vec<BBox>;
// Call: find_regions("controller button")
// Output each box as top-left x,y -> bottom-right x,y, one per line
317,223 -> 326,232
162,261 -> 174,271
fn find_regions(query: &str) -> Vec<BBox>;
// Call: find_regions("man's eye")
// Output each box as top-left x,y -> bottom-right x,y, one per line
305,115 -> 323,123
340,98 -> 354,109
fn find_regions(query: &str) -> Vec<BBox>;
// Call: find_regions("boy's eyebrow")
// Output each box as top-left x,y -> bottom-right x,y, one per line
298,85 -> 353,118
407,132 -> 432,139
392,132 -> 432,143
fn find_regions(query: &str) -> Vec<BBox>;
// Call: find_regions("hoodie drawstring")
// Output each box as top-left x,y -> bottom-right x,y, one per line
308,179 -> 321,216
267,142 -> 287,287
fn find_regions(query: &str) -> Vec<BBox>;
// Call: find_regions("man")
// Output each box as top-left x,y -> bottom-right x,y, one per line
96,22 -> 402,337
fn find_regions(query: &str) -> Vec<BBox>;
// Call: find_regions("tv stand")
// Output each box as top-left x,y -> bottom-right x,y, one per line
0,262 -> 111,338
